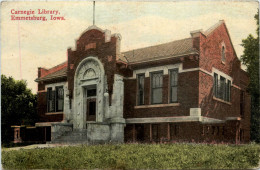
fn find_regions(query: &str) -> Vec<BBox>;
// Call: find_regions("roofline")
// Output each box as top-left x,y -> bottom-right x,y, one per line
116,59 -> 128,65
122,37 -> 192,54
42,61 -> 67,71
201,20 -> 240,64
35,74 -> 67,82
128,51 -> 199,65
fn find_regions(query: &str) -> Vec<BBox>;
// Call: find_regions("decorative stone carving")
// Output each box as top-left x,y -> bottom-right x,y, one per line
83,68 -> 96,79
77,59 -> 101,81
73,56 -> 106,129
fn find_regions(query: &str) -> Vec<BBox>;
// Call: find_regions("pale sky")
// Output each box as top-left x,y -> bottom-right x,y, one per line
1,1 -> 258,93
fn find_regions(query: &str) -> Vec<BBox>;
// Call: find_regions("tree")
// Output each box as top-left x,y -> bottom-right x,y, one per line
240,11 -> 260,142
1,75 -> 38,143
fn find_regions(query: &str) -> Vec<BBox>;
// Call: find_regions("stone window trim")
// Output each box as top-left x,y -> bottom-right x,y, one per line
45,112 -> 63,115
213,96 -> 231,105
212,68 -> 233,82
133,63 -> 182,78
45,82 -> 66,91
134,103 -> 180,109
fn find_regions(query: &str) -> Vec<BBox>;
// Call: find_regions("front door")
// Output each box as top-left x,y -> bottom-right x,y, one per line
86,87 -> 97,121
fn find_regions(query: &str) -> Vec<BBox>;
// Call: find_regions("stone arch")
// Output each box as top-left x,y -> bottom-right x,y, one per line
73,56 -> 105,129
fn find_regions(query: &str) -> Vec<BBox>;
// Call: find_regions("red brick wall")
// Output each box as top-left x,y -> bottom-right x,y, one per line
37,79 -> 67,123
124,122 -> 239,143
67,29 -> 122,104
37,92 -> 47,121
37,91 -> 64,122
197,22 -> 250,141
124,66 -> 199,118
199,23 -> 242,86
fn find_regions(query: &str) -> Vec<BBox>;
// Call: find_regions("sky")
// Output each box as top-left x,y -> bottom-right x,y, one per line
1,1 -> 258,93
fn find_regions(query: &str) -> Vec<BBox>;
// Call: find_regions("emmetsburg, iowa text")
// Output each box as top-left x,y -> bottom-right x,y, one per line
11,9 -> 65,21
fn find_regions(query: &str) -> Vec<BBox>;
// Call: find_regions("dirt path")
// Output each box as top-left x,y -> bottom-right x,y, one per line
2,143 -> 74,151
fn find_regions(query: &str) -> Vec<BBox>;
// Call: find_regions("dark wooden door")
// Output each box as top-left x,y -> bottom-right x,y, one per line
86,98 -> 96,121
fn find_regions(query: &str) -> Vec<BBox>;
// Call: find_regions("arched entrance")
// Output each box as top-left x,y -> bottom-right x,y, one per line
73,56 -> 105,129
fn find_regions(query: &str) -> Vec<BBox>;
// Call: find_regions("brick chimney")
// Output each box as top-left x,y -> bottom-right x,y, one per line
190,29 -> 202,51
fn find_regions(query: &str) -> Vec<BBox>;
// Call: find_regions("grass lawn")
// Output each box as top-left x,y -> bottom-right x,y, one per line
2,143 -> 260,169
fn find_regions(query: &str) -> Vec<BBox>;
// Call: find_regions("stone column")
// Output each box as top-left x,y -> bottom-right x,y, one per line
109,74 -> 125,143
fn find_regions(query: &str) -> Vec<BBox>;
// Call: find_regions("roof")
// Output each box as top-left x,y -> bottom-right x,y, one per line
35,66 -> 67,82
122,38 -> 198,64
36,21 -> 229,81
203,20 -> 224,36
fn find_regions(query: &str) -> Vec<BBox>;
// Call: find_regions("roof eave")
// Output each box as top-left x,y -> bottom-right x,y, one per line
128,51 -> 199,65
35,74 -> 67,82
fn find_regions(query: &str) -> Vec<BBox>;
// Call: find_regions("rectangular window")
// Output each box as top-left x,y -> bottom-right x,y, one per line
56,86 -> 64,112
151,71 -> 163,104
170,69 -> 178,103
226,80 -> 231,102
214,73 -> 218,98
219,76 -> 226,100
137,74 -> 145,105
47,86 -> 64,112
47,88 -> 55,112
214,73 -> 231,102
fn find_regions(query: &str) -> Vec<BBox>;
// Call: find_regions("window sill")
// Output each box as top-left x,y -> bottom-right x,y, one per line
221,61 -> 226,65
213,96 -> 231,105
45,112 -> 63,115
135,103 -> 180,109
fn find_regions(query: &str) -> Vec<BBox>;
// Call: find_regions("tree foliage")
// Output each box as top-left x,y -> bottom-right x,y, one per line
240,11 -> 260,142
1,75 -> 38,143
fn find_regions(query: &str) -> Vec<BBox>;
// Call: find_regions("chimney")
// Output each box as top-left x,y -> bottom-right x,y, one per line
190,29 -> 203,51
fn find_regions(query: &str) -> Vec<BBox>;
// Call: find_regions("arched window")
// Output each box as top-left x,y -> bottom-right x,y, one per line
221,45 -> 226,62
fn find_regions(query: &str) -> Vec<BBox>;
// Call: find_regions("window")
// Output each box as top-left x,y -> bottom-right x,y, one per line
47,88 -> 55,112
214,73 -> 218,97
137,74 -> 145,105
221,45 -> 226,62
226,80 -> 231,102
56,86 -> 64,112
170,69 -> 178,103
87,88 -> 97,97
47,86 -> 64,112
213,73 -> 231,102
151,72 -> 163,104
219,76 -> 226,100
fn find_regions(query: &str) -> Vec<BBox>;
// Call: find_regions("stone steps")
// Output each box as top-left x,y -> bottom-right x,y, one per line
49,129 -> 88,144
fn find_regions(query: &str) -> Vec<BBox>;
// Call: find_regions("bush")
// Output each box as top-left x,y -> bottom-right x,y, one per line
2,143 -> 260,169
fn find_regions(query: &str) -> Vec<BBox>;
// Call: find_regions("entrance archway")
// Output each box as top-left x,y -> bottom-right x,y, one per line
73,57 -> 105,129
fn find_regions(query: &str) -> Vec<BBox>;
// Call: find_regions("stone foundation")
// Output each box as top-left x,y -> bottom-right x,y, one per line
51,122 -> 73,141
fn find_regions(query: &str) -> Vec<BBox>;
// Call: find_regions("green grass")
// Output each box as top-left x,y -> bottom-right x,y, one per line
2,143 -> 260,169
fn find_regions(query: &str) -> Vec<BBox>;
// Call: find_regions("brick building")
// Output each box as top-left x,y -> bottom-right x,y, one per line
14,20 -> 251,144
